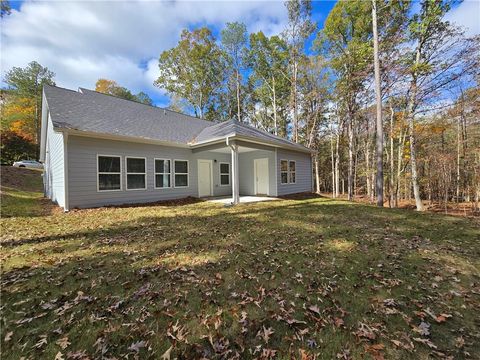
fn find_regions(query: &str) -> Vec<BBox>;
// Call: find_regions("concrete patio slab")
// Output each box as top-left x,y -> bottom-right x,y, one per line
208,196 -> 279,205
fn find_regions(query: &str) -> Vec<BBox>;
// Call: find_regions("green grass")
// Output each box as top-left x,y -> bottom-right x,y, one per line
1,170 -> 479,359
1,167 -> 45,217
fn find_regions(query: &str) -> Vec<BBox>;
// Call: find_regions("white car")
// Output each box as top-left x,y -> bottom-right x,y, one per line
12,160 -> 44,170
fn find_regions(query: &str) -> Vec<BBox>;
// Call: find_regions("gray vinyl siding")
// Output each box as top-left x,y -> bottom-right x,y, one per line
67,136 -> 231,208
238,149 -> 276,196
276,149 -> 312,196
44,114 -> 65,207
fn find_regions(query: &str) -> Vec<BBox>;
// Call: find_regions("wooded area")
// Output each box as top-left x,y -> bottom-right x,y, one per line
155,0 -> 480,213
1,0 -> 479,213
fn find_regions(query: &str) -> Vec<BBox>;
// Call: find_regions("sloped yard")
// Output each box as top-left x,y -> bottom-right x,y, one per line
1,168 -> 479,359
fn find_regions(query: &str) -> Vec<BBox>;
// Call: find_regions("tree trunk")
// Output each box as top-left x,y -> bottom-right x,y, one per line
272,76 -> 278,135
406,46 -> 424,211
236,69 -> 241,122
292,61 -> 299,143
365,117 -> 371,199
331,134 -> 336,197
394,126 -> 406,207
347,116 -> 354,201
335,124 -> 341,197
456,116 -> 461,202
372,0 -> 384,207
366,142 -> 371,199
315,154 -> 321,194
389,106 -> 395,208
198,92 -> 204,119
354,147 -> 358,198
370,148 -> 375,203
386,136 -> 391,207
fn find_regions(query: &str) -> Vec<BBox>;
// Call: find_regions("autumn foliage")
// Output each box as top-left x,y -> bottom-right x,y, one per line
0,130 -> 36,164
1,61 -> 55,161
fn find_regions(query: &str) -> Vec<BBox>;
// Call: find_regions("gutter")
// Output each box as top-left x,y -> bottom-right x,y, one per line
61,128 -> 191,149
58,127 -> 312,154
195,134 -> 312,154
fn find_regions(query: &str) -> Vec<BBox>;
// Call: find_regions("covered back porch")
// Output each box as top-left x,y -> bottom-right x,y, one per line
192,139 -> 277,204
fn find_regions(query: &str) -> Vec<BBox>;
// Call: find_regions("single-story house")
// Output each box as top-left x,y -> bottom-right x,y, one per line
40,85 -> 313,211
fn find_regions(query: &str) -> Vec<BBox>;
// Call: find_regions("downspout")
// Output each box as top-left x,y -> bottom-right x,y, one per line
226,136 -> 239,205
311,152 -> 316,194
63,131 -> 70,212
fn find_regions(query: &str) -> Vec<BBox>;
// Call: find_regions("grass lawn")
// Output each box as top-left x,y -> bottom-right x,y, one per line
1,169 -> 479,359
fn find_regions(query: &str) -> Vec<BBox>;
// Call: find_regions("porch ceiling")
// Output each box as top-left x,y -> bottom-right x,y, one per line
192,139 -> 277,154
207,146 -> 257,154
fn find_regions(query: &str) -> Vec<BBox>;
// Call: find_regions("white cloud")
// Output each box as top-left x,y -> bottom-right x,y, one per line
445,0 -> 480,37
1,0 -> 288,102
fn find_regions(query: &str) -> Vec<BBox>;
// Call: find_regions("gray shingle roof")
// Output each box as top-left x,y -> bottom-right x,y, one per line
44,85 -> 311,152
44,85 -> 213,144
192,120 -> 310,152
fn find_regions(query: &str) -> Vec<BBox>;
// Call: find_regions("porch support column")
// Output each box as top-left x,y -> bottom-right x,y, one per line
230,141 -> 240,205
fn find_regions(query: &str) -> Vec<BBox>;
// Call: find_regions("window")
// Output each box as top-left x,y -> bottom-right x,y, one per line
174,160 -> 188,187
155,159 -> 171,188
98,155 -> 121,191
126,157 -> 146,190
280,159 -> 296,184
219,162 -> 230,186
280,160 -> 288,184
289,161 -> 296,184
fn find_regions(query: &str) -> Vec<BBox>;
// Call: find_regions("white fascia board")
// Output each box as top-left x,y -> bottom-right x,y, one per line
59,128 -> 191,148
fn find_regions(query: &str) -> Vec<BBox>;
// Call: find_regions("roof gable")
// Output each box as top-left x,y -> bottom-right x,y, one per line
191,120 -> 310,152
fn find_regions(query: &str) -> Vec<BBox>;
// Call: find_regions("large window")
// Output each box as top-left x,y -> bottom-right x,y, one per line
219,162 -> 230,186
174,160 -> 188,187
289,161 -> 296,184
126,157 -> 146,190
98,155 -> 121,191
155,159 -> 171,188
280,160 -> 288,184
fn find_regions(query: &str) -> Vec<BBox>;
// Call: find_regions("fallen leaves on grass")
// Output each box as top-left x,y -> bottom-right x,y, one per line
128,340 -> 147,353
4,331 -> 13,342
34,334 -> 48,349
1,195 -> 479,359
413,337 -> 438,349
257,326 -> 275,344
56,336 -> 71,350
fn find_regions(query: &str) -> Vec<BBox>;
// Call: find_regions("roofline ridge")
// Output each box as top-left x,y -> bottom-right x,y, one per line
43,84 -> 80,94
77,87 -> 215,125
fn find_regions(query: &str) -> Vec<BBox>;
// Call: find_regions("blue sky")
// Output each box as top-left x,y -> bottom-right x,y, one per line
2,1 -> 478,107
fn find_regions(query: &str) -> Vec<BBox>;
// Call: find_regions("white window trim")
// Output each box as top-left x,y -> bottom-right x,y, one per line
174,159 -> 189,188
219,162 -> 230,186
125,156 -> 147,191
154,158 -> 172,189
280,159 -> 289,185
97,154 -> 122,192
289,160 -> 296,184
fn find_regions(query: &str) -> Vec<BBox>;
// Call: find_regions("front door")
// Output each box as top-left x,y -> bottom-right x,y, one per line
198,160 -> 212,197
254,158 -> 269,195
